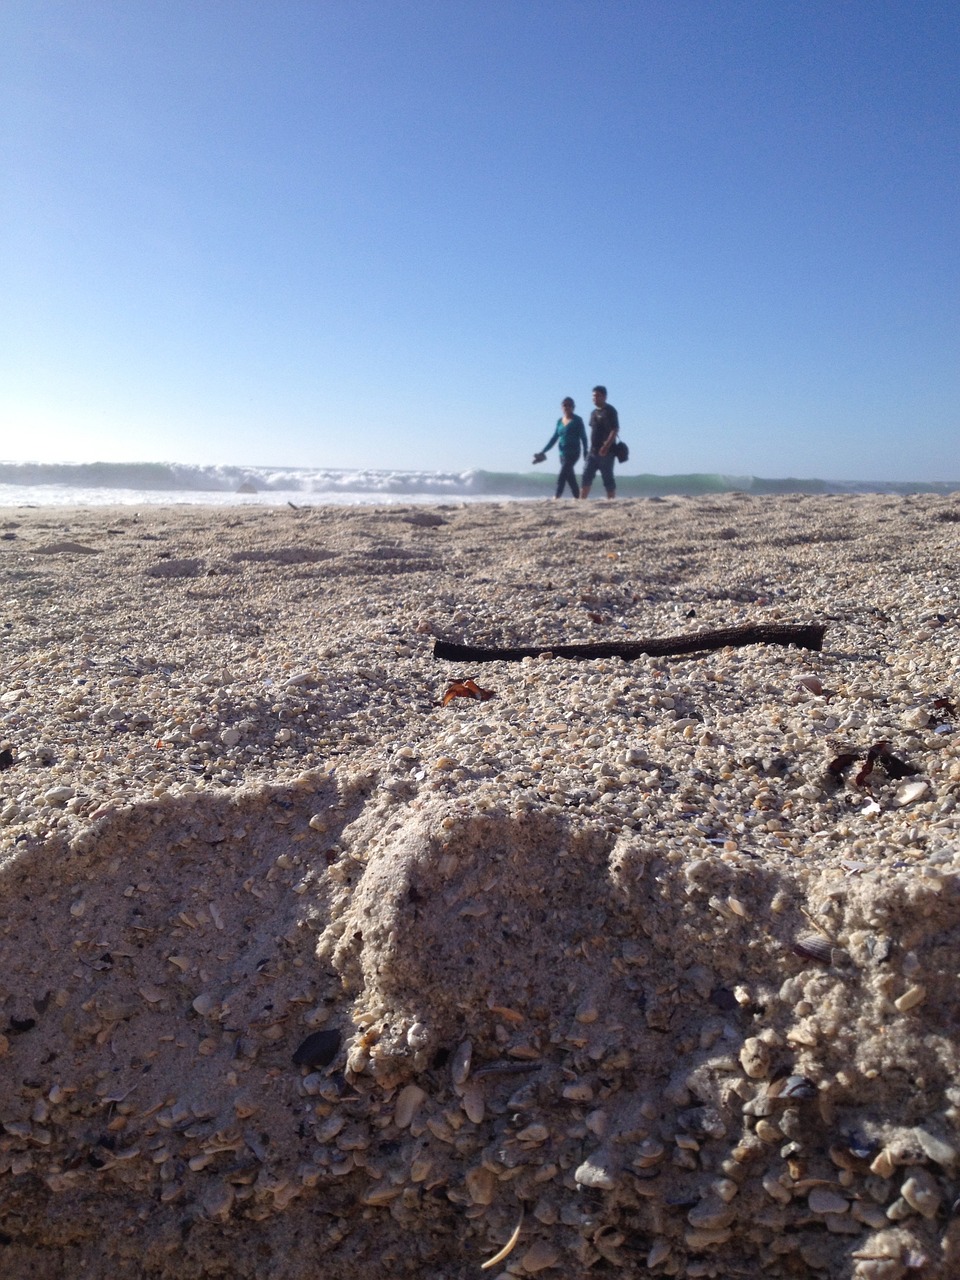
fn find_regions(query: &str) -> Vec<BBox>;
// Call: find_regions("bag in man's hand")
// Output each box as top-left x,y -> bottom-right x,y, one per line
613,440 -> 629,463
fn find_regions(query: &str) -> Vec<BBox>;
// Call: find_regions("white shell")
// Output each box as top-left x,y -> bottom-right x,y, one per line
796,675 -> 823,695
393,1084 -> 426,1129
895,780 -> 929,807
461,1082 -> 485,1124
451,1039 -> 473,1086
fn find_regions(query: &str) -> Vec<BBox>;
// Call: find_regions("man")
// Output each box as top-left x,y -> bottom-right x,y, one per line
580,385 -> 619,499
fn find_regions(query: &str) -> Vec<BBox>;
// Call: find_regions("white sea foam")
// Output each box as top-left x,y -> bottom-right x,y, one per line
0,460 -> 957,507
0,484 -> 509,508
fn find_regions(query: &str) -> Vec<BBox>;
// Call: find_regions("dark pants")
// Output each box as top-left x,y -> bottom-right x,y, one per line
556,456 -> 580,498
582,450 -> 615,495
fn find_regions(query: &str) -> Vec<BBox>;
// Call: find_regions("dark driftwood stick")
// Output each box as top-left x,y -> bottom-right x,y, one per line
434,622 -> 825,664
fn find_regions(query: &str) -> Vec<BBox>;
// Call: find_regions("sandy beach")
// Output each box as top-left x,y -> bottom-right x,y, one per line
2,493 -> 960,1278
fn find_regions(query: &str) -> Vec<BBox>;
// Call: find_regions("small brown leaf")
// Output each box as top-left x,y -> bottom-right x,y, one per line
442,679 -> 495,707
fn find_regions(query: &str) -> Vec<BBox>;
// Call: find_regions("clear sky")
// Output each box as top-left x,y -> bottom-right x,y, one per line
2,1 -> 958,480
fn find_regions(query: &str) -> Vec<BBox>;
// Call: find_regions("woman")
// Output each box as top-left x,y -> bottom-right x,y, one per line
533,397 -> 589,499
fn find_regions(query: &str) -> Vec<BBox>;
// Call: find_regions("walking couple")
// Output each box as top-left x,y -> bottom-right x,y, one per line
533,386 -> 621,500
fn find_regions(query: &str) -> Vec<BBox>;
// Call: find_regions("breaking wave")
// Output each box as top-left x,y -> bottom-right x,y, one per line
1,460 -> 958,506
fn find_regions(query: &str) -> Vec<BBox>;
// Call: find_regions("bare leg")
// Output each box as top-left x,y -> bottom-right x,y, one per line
580,486 -> 591,500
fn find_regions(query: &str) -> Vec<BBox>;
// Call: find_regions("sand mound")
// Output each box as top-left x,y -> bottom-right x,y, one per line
2,772 -> 959,1278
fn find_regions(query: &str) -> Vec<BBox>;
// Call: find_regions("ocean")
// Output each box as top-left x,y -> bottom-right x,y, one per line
1,460 -> 958,507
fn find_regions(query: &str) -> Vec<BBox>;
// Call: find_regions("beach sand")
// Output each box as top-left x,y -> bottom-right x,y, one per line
1,493 -> 960,1278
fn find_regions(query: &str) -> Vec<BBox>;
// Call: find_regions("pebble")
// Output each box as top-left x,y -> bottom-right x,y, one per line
313,1116 -> 345,1145
646,1240 -> 671,1268
870,1149 -> 897,1179
899,1169 -> 941,1218
574,1151 -> 617,1190
562,1081 -> 593,1102
796,675 -> 824,695
191,993 -> 219,1018
574,996 -> 598,1024
684,1227 -> 732,1250
762,1172 -> 793,1203
912,1126 -> 957,1167
461,1083 -> 485,1125
885,1196 -> 913,1222
465,1165 -> 496,1205
852,1202 -> 889,1230
808,1187 -> 849,1215
739,1036 -> 771,1078
394,1084 -> 426,1129
451,1039 -> 473,1086
43,786 -> 75,807
200,1181 -> 235,1220
406,1022 -> 430,1050
894,985 -> 927,1013
519,1241 -> 561,1272
632,1139 -> 665,1168
756,1120 -> 783,1144
687,1196 -> 735,1231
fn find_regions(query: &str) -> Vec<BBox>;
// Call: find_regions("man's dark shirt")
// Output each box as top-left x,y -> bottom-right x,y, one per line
588,402 -> 619,454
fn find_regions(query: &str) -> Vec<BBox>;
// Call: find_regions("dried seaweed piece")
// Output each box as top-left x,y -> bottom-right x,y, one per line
826,752 -> 859,784
442,678 -> 495,706
853,747 -> 881,789
933,696 -> 957,717
0,748 -> 13,771
473,1060 -> 543,1078
854,740 -> 918,787
877,747 -> 918,780
434,621 -> 826,664
828,740 -> 919,791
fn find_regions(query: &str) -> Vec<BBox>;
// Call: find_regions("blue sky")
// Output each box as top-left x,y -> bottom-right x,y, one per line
2,1 -> 958,480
